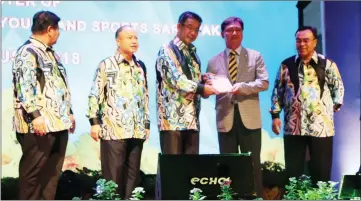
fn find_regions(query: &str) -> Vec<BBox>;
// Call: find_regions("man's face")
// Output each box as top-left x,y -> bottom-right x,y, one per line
177,18 -> 201,45
47,25 -> 60,46
296,30 -> 317,58
222,22 -> 243,49
116,27 -> 139,54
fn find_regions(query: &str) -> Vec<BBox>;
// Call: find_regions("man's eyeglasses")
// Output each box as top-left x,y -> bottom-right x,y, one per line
224,27 -> 242,34
182,23 -> 201,33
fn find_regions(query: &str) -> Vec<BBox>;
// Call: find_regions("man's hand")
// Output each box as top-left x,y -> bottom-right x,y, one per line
145,129 -> 150,141
69,114 -> 76,134
204,84 -> 219,97
231,83 -> 243,95
90,125 -> 101,141
32,116 -> 47,136
202,73 -> 215,85
272,118 -> 282,135
334,104 -> 342,112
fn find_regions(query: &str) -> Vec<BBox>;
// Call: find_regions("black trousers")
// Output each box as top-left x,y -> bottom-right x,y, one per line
159,130 -> 199,154
284,135 -> 333,184
16,130 -> 68,200
100,138 -> 145,199
218,106 -> 262,197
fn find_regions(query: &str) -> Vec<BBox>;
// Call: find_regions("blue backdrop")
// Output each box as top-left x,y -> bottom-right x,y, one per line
324,1 -> 361,183
2,1 -> 298,176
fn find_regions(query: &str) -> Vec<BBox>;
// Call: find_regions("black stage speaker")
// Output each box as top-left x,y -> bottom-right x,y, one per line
338,174 -> 361,200
155,153 -> 256,200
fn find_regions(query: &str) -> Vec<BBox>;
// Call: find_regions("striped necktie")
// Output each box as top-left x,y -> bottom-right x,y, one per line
229,50 -> 238,83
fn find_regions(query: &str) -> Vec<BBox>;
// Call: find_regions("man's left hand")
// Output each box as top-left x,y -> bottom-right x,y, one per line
69,114 -> 76,134
202,73 -> 215,85
231,83 -> 243,95
145,129 -> 150,140
334,104 -> 342,112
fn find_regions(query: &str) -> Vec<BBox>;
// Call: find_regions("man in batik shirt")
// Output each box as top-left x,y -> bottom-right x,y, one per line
87,25 -> 149,199
155,11 -> 218,155
12,11 -> 76,200
270,26 -> 344,184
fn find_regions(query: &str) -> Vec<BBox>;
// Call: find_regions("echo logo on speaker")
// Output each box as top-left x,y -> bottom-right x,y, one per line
190,177 -> 231,185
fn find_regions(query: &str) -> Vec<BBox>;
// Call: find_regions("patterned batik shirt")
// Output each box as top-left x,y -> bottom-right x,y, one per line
87,52 -> 150,140
12,37 -> 73,134
270,52 -> 344,137
155,37 -> 204,131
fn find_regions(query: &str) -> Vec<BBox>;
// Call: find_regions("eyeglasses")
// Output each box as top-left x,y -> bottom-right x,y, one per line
182,23 -> 201,33
224,27 -> 242,34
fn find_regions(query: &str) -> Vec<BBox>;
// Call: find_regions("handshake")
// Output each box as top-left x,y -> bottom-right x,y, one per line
201,73 -> 218,97
201,73 -> 241,97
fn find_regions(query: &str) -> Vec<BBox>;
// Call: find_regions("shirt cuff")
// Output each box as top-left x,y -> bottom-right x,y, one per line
28,110 -> 41,121
196,83 -> 205,95
271,113 -> 280,119
334,103 -> 342,110
89,118 -> 101,126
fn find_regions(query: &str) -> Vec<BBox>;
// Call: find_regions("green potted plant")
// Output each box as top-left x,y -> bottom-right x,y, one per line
283,175 -> 338,200
217,179 -> 237,200
73,178 -> 121,200
130,187 -> 145,200
189,188 -> 206,200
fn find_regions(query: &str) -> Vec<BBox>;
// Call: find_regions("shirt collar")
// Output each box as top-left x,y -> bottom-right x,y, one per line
29,37 -> 53,52
114,50 -> 137,66
226,45 -> 242,57
295,51 -> 318,64
173,37 -> 196,52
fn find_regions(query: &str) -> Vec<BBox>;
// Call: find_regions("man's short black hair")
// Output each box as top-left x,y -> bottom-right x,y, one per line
31,11 -> 61,34
178,11 -> 202,25
295,26 -> 318,39
221,17 -> 244,32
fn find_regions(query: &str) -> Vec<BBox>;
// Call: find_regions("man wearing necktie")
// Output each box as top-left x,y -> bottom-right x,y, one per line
205,16 -> 269,198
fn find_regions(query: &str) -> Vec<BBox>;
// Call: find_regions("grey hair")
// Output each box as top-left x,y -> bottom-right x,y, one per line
115,24 -> 133,39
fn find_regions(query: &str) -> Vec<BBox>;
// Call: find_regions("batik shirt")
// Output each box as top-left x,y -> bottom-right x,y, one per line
270,52 -> 344,137
155,37 -> 204,131
87,52 -> 149,140
12,37 -> 73,134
